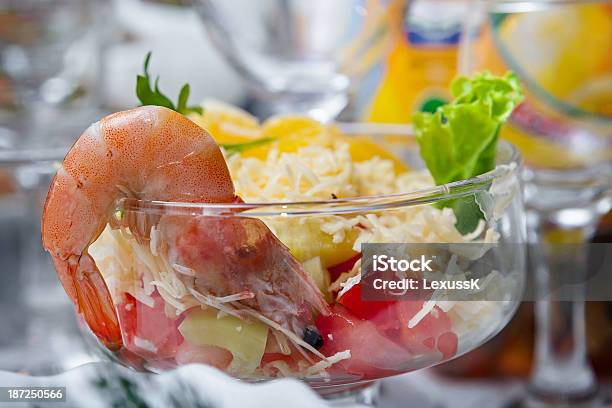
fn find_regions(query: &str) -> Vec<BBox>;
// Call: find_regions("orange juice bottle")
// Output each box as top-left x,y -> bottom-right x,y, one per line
367,0 -> 466,122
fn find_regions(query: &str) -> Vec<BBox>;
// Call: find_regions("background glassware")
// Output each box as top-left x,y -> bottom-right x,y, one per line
0,0 -> 95,105
0,0 -> 108,374
0,0 -> 104,146
77,126 -> 525,406
460,1 -> 611,406
191,0 -> 406,121
0,147 -> 97,374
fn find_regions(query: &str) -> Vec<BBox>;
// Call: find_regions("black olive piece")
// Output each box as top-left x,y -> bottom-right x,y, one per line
303,326 -> 324,349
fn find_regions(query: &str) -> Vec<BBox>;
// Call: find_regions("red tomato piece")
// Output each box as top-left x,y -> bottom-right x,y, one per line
316,304 -> 412,378
328,254 -> 361,282
437,331 -> 459,360
338,285 -> 458,361
396,301 -> 458,360
117,292 -> 183,359
337,283 -> 396,325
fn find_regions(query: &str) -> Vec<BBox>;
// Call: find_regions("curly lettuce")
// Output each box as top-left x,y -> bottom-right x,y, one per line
413,72 -> 523,234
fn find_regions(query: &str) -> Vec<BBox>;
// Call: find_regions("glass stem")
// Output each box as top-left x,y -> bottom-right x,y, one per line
527,210 -> 598,402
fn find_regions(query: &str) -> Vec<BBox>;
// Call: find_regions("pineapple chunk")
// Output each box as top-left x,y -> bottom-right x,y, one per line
179,308 -> 268,375
302,256 -> 332,303
273,220 -> 358,268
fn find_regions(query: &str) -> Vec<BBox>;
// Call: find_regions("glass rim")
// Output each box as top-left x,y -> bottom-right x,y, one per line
118,131 -> 522,217
476,0 -> 610,13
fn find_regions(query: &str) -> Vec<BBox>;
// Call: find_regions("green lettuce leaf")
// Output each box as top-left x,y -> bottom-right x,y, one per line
413,71 -> 523,234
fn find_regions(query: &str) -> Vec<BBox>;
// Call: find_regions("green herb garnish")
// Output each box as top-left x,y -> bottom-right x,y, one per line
220,137 -> 276,156
413,71 -> 523,234
136,52 -> 203,116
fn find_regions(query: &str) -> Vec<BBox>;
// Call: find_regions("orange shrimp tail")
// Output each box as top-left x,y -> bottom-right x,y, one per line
55,253 -> 122,350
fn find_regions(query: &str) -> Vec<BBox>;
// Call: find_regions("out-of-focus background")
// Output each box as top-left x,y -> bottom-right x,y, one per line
0,0 -> 610,407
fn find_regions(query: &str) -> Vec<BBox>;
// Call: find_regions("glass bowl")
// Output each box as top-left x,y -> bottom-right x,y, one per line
78,125 -> 525,398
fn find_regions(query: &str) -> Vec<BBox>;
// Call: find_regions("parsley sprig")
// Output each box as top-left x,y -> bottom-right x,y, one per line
136,52 -> 203,115
135,52 -> 275,155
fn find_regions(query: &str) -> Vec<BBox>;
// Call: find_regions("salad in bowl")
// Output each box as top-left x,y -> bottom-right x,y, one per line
42,56 -> 525,396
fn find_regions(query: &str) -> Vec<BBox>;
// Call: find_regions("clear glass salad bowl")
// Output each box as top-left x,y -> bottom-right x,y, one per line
80,125 -> 525,399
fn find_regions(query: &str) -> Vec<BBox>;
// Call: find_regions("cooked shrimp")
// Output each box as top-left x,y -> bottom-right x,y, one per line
159,215 -> 330,337
42,105 -> 328,351
42,106 -> 234,349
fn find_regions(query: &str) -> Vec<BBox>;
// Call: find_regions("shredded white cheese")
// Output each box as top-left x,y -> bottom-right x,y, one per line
304,350 -> 352,377
408,300 -> 436,329
337,273 -> 361,298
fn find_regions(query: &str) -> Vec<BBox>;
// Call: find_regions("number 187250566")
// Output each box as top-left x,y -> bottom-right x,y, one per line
1,387 -> 65,402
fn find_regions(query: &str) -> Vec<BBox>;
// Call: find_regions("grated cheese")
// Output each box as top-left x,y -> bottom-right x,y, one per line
337,273 -> 361,298
408,300 -> 437,328
172,263 -> 196,276
304,350 -> 351,377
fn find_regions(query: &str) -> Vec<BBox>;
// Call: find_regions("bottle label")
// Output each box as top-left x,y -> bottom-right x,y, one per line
406,0 -> 467,46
